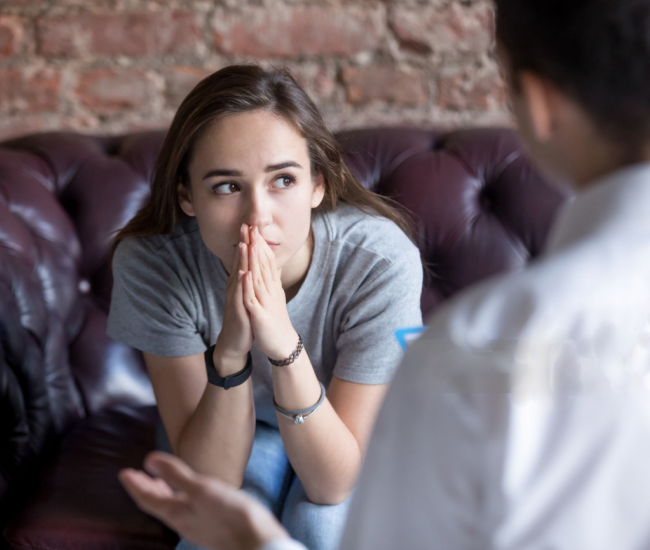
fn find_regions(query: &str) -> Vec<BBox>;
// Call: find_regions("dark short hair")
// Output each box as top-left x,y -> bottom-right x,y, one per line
495,0 -> 650,146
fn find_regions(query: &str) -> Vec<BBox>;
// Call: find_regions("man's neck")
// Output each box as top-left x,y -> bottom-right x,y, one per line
573,140 -> 650,189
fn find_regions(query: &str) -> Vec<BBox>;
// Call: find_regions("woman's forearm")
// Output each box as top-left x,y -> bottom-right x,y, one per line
174,226 -> 257,485
272,354 -> 363,505
240,230 -> 368,502
177,354 -> 256,487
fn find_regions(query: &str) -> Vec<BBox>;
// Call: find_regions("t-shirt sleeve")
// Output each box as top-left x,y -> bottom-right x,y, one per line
333,246 -> 423,385
107,237 -> 207,357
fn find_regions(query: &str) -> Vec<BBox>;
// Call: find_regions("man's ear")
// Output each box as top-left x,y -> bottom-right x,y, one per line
177,183 -> 196,217
518,71 -> 561,142
311,173 -> 326,209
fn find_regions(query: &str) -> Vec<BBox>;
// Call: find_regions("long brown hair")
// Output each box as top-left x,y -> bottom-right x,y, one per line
113,65 -> 412,251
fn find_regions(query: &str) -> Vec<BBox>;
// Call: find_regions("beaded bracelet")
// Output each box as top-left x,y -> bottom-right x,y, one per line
268,334 -> 304,367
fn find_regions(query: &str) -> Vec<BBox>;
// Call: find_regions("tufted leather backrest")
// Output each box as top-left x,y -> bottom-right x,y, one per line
0,132 -> 163,503
338,128 -> 566,313
0,127 -> 566,504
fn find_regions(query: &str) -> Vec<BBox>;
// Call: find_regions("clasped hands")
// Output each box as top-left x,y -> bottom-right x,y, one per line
214,223 -> 298,374
119,228 -> 303,548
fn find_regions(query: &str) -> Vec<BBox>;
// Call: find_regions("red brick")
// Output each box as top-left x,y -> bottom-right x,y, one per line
0,115 -> 47,141
0,0 -> 47,4
290,65 -> 336,101
37,10 -> 201,57
0,68 -> 61,114
437,68 -> 507,111
164,66 -> 213,109
211,6 -> 385,58
0,16 -> 23,60
391,5 -> 494,56
127,118 -> 173,133
304,0 -> 384,3
342,66 -> 427,106
75,68 -> 151,112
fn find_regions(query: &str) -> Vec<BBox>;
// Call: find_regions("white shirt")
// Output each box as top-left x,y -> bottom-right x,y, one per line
338,163 -> 650,550
263,163 -> 650,550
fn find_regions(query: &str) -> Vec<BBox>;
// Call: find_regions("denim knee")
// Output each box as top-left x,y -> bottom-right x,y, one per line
281,476 -> 352,550
174,422 -> 352,550
240,421 -> 294,517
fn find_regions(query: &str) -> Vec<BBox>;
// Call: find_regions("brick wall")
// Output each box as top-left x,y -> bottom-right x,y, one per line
0,0 -> 511,141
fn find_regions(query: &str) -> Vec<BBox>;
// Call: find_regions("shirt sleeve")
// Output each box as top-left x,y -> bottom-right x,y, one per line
333,251 -> 423,385
107,237 -> 207,357
339,336 -> 510,550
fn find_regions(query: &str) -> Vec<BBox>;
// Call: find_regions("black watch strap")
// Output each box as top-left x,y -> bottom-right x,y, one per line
205,346 -> 253,390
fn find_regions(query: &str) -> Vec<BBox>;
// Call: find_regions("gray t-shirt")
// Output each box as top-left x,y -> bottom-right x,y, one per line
107,205 -> 423,427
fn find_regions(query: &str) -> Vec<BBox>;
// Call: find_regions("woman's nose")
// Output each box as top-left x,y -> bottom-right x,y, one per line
242,190 -> 272,228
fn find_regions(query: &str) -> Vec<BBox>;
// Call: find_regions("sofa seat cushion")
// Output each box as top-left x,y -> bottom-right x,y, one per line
3,406 -> 178,550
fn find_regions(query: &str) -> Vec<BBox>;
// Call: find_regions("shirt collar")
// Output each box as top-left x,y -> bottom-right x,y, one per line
543,162 -> 650,255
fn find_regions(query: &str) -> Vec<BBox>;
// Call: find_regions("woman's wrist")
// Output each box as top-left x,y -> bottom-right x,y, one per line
265,330 -> 301,365
212,346 -> 249,377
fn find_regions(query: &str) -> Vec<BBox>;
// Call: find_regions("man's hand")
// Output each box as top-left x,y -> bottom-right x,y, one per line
119,452 -> 289,550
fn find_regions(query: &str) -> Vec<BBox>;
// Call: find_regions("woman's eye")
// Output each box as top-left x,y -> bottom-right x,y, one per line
272,175 -> 295,189
213,182 -> 239,195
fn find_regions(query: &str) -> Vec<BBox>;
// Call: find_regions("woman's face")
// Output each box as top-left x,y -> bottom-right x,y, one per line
179,110 -> 325,273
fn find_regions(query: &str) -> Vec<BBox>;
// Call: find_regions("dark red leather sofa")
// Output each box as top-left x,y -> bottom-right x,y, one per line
0,127 -> 566,549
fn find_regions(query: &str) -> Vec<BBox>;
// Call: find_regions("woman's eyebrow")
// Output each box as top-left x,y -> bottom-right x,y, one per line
202,168 -> 242,179
202,162 -> 302,180
265,161 -> 303,172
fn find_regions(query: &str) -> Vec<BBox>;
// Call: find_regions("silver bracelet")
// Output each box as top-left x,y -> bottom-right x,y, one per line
273,382 -> 326,425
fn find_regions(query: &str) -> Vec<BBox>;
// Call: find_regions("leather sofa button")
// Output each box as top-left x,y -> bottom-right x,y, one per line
78,280 -> 91,293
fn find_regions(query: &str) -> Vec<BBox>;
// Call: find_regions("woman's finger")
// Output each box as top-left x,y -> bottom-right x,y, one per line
242,271 -> 260,313
249,241 -> 266,299
264,243 -> 279,282
234,270 -> 247,317
256,237 -> 275,288
241,223 -> 250,246
252,226 -> 275,286
239,242 -> 248,273
227,240 -> 241,289
252,226 -> 279,282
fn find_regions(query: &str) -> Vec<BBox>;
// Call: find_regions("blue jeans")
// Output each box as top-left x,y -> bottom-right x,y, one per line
173,421 -> 351,550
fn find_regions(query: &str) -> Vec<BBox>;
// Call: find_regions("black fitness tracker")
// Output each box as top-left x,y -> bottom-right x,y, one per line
204,345 -> 253,390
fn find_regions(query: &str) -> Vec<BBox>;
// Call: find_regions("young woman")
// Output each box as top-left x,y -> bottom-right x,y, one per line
108,65 -> 423,550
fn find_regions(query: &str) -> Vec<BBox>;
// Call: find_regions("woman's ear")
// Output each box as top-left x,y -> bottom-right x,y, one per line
310,173 -> 326,209
177,183 -> 196,217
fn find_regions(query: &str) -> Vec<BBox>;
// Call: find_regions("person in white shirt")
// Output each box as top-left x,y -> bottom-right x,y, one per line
119,0 -> 650,548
